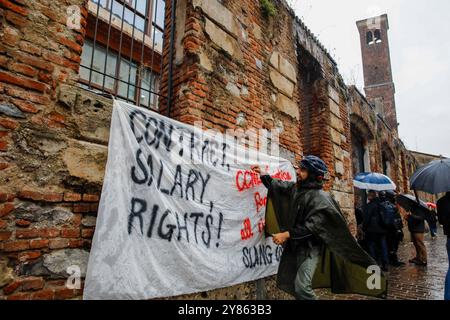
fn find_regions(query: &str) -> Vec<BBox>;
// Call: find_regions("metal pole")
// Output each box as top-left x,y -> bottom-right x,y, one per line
414,189 -> 420,203
255,279 -> 267,300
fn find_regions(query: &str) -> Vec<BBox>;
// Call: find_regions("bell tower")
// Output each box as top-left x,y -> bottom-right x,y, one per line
357,14 -> 398,133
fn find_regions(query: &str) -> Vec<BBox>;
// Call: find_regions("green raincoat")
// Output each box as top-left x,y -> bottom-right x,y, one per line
264,178 -> 388,299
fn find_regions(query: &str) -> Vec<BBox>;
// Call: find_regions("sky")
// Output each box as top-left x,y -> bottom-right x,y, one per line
288,0 -> 450,157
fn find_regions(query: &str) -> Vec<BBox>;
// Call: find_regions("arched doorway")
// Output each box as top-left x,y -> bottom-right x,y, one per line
351,129 -> 368,208
297,44 -> 323,156
381,145 -> 395,178
350,115 -> 374,208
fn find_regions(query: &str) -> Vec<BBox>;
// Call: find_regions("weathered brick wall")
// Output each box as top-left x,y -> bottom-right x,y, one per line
0,0 -> 300,300
294,18 -> 356,231
0,0 -> 109,300
0,0 -> 418,300
160,0 -> 303,162
349,86 -> 418,195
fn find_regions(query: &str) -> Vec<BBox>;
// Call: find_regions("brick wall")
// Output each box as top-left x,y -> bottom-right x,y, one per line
0,0 -> 105,300
1,0 -> 420,300
160,0 -> 303,160
349,86 -> 418,194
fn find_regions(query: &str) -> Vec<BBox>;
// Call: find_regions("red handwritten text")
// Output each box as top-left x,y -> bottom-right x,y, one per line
240,218 -> 254,240
254,192 -> 267,213
235,168 -> 293,193
258,219 -> 266,233
236,170 -> 262,192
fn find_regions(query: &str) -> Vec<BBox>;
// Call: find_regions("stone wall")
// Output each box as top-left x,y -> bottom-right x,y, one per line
1,0 -> 417,300
349,86 -> 419,195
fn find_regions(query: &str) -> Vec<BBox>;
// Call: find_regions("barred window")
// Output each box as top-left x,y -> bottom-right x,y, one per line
79,0 -> 165,110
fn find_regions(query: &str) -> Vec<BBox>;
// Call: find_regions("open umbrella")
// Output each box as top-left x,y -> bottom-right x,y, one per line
353,172 -> 397,191
396,193 -> 430,213
410,158 -> 450,194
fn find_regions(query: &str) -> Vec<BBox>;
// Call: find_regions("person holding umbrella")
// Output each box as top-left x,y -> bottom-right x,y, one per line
396,193 -> 435,266
427,207 -> 439,239
380,191 -> 405,267
353,172 -> 397,272
396,194 -> 429,266
410,157 -> 450,299
426,201 -> 438,238
437,192 -> 450,300
406,202 -> 428,266
362,190 -> 389,272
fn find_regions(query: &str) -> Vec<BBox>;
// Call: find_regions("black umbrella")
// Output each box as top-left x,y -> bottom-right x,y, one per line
396,193 -> 430,214
410,158 -> 450,194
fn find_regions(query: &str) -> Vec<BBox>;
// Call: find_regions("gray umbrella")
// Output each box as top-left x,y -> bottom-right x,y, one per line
410,158 -> 450,194
396,194 -> 430,214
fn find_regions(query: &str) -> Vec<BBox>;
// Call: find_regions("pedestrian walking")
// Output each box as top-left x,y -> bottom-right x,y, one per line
407,203 -> 428,266
362,190 -> 390,272
437,192 -> 450,300
426,209 -> 438,238
251,155 -> 386,300
380,191 -> 405,267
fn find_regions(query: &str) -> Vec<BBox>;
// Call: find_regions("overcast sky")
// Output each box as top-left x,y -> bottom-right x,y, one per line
288,0 -> 450,157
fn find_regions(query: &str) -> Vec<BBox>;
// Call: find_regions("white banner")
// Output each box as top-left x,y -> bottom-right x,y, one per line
83,100 -> 295,300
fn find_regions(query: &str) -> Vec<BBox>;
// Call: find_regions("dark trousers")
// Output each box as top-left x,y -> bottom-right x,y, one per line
430,223 -> 438,237
387,231 -> 401,264
366,233 -> 389,267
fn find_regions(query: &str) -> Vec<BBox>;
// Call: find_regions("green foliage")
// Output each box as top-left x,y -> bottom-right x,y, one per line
260,0 -> 277,18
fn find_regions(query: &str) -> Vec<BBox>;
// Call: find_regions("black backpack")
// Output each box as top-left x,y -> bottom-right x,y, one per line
380,201 -> 396,228
366,202 -> 389,230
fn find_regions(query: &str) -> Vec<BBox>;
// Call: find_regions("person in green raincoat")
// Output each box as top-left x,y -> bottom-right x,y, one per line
252,155 -> 387,300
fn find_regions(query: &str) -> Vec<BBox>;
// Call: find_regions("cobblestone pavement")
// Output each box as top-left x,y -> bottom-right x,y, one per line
316,228 -> 448,300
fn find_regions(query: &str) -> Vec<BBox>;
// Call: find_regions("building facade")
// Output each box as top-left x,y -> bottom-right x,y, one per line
0,0 -> 421,299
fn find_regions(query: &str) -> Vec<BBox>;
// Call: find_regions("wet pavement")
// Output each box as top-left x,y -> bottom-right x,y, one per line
316,228 -> 448,300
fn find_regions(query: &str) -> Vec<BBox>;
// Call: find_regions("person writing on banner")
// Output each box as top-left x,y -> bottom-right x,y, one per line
251,155 -> 387,300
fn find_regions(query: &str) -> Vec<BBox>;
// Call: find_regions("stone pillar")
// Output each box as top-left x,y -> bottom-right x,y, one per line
326,84 -> 356,233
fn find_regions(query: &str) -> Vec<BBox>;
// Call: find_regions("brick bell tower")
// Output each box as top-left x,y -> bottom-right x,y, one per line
357,14 -> 399,133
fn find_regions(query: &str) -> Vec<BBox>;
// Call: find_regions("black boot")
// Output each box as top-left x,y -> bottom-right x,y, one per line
389,253 -> 405,267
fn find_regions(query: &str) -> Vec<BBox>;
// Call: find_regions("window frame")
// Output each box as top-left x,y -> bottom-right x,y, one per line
79,38 -> 160,109
95,0 -> 157,37
80,0 -> 164,109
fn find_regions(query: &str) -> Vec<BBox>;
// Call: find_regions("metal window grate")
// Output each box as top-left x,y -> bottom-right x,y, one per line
79,0 -> 167,110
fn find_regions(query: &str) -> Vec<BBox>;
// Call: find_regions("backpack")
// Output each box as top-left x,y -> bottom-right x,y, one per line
378,202 -> 393,229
